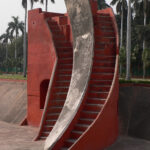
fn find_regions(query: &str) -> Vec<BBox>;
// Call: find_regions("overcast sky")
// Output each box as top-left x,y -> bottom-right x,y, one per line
0,0 -> 113,35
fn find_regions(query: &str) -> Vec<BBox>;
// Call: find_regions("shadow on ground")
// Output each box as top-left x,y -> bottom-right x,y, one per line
106,136 -> 150,150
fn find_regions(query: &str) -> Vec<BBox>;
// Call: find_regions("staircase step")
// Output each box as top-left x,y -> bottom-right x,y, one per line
39,136 -> 46,140
74,123 -> 89,132
58,69 -> 72,75
95,24 -> 114,31
95,30 -> 115,37
55,41 -> 72,48
51,100 -> 65,106
53,36 -> 67,41
61,148 -> 68,150
44,119 -> 56,126
89,91 -> 108,99
93,61 -> 115,67
70,130 -> 82,139
98,13 -> 110,16
95,22 -> 112,27
95,37 -> 115,43
94,55 -> 115,61
58,74 -> 71,80
84,103 -> 103,111
87,98 -> 106,105
57,52 -> 73,58
51,30 -> 64,36
57,47 -> 73,53
94,49 -> 116,55
91,73 -> 114,80
55,80 -> 70,86
41,131 -> 50,137
94,15 -> 111,22
64,139 -> 76,147
58,64 -> 73,70
51,16 -> 68,25
54,87 -> 69,93
47,20 -> 58,26
81,110 -> 98,119
90,79 -> 112,85
43,125 -> 53,132
48,25 -> 61,30
58,58 -> 73,64
78,118 -> 94,125
46,113 -> 59,120
94,43 -> 105,49
47,106 -> 63,113
92,67 -> 114,73
53,92 -> 67,100
89,85 -> 110,92
95,43 -> 115,49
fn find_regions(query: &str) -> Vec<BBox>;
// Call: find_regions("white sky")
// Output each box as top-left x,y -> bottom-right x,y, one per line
0,0 -> 113,35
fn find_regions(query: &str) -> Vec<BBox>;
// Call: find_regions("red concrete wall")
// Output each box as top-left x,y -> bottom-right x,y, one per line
27,9 -> 58,127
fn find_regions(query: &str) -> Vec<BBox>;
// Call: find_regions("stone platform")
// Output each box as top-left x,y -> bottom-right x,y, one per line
0,121 -> 43,150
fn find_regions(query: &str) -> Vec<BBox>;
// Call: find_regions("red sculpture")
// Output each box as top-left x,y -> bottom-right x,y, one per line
27,1 -> 119,149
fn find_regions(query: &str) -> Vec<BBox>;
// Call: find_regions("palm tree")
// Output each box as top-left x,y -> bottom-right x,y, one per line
0,32 -> 13,72
22,0 -> 28,77
126,0 -> 132,80
40,0 -> 55,11
7,17 -> 24,73
132,0 -> 150,78
119,46 -> 126,76
0,32 -> 13,61
142,48 -> 150,77
110,0 -> 127,49
22,0 -> 40,77
7,16 -> 24,60
98,0 -> 110,9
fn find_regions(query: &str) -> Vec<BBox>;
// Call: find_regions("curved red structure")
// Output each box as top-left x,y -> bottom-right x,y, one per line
45,7 -> 119,150
27,9 -> 72,127
27,1 -> 119,150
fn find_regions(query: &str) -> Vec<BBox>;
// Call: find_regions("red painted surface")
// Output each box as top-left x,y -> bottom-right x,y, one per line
27,9 -> 58,127
68,7 -> 119,150
27,8 -> 73,136
28,1 -> 119,149
51,3 -> 119,150
35,12 -> 73,140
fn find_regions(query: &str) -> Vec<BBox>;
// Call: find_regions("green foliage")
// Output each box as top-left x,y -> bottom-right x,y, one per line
142,48 -> 150,67
0,74 -> 26,80
120,46 -> 126,65
98,0 -> 110,10
110,0 -> 127,15
110,0 -> 150,78
120,78 -> 150,84
0,36 -> 24,73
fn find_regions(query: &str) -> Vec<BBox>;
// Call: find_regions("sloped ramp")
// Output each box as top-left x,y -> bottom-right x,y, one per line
0,80 -> 27,124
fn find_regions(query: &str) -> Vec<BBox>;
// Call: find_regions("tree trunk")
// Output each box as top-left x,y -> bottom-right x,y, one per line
125,0 -> 131,80
23,6 -> 27,77
5,44 -> 8,61
143,62 -> 146,78
45,0 -> 48,11
5,44 -> 8,73
120,64 -> 122,77
120,2 -> 124,49
142,0 -> 147,78
15,34 -> 17,59
15,30 -> 18,74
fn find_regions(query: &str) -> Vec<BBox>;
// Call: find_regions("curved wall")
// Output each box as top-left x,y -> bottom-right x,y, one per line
119,85 -> 150,141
